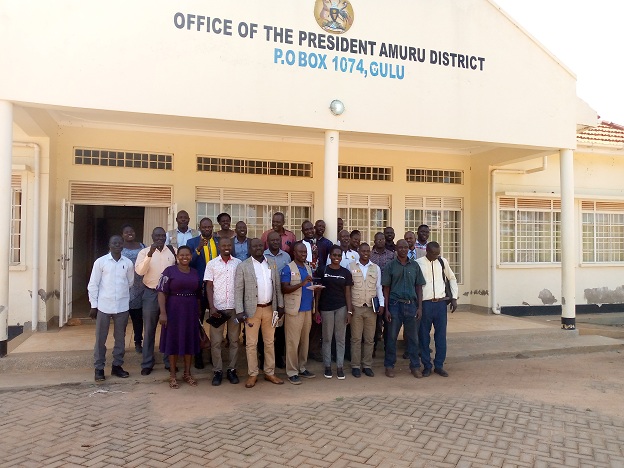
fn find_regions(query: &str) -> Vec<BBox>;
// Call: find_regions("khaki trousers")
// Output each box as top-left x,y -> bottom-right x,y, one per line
209,315 -> 240,372
350,305 -> 376,369
285,310 -> 312,377
245,306 -> 276,377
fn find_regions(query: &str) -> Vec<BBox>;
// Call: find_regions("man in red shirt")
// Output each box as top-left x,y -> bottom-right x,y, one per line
261,212 -> 297,259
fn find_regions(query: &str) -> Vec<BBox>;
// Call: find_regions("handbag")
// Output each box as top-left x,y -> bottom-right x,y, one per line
198,320 -> 211,350
206,310 -> 230,328
437,258 -> 453,306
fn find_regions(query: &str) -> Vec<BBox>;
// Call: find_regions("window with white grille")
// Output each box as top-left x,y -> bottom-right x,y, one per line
499,197 -> 561,264
581,201 -> 624,263
74,148 -> 172,170
11,174 -> 23,265
338,194 -> 390,244
197,156 -> 312,178
196,188 -> 313,239
407,168 -> 463,185
405,196 -> 463,282
338,165 -> 392,181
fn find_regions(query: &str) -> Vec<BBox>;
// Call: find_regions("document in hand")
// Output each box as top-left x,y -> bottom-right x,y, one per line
371,296 -> 380,313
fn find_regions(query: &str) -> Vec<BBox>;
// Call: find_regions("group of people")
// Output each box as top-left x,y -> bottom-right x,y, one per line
87,210 -> 459,388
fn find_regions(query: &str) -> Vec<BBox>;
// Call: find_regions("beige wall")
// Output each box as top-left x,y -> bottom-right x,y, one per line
494,151 -> 624,309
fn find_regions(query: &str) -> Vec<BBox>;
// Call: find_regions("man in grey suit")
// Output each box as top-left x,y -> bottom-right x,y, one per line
235,238 -> 285,388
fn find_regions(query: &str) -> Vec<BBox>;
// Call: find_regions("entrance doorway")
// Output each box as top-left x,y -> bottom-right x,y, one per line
71,205 -> 145,318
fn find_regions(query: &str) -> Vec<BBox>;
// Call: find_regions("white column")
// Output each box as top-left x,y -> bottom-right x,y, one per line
323,130 -> 339,242
560,149 -> 576,330
0,101 -> 13,357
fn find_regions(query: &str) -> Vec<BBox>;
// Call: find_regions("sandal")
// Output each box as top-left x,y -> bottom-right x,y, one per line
183,373 -> 198,387
169,377 -> 179,389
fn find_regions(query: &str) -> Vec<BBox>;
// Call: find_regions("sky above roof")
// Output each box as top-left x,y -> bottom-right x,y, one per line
495,0 -> 624,125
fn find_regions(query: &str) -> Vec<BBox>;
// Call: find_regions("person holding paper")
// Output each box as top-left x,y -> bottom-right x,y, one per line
348,242 -> 384,377
281,242 -> 316,385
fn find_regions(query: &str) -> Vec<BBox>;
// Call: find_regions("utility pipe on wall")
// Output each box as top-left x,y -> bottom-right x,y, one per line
14,142 -> 41,332
489,156 -> 548,315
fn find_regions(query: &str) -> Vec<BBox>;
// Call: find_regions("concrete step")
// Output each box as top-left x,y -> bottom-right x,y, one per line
1,329 -> 622,373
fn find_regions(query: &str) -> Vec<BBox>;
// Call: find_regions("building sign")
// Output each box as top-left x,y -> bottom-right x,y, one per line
173,5 -> 486,82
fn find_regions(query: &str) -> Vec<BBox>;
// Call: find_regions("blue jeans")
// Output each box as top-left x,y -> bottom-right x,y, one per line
384,300 -> 420,370
419,300 -> 448,370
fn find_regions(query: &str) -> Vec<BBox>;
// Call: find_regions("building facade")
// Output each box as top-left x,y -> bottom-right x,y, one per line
2,1 -> 618,351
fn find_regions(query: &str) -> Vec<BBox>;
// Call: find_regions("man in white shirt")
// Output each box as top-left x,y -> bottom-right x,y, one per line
166,210 -> 199,248
88,235 -> 134,382
235,238 -> 285,388
416,241 -> 458,378
135,227 -> 177,375
348,243 -> 384,378
205,237 -> 242,386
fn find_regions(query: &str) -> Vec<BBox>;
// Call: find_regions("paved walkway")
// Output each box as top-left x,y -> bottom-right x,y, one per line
1,379 -> 623,468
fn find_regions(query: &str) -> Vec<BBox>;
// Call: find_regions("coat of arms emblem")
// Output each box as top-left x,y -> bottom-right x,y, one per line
314,0 -> 354,34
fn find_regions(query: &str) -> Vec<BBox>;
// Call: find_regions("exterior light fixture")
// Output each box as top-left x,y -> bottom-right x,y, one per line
329,100 -> 345,116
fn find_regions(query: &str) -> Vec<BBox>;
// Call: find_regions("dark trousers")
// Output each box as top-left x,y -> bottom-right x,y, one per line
129,307 -> 143,345
419,300 -> 448,370
258,325 -> 285,367
308,319 -> 323,359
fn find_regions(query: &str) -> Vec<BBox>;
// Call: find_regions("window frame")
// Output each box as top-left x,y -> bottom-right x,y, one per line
498,197 -> 561,266
404,196 -> 463,283
581,200 -> 624,264
10,171 -> 27,270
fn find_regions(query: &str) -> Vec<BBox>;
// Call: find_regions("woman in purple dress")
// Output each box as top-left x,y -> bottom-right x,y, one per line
157,246 -> 202,388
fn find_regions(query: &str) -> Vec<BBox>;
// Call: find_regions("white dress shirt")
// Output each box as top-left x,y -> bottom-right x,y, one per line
135,246 -> 177,289
356,260 -> 385,307
88,253 -> 134,314
204,256 -> 241,310
252,257 -> 273,304
416,256 -> 459,301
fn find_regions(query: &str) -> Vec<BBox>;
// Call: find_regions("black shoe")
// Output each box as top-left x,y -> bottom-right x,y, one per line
288,375 -> 302,385
94,369 -> 105,382
140,368 -> 152,376
299,370 -> 316,379
212,371 -> 223,386
324,367 -> 332,379
194,353 -> 205,370
226,369 -> 239,384
434,368 -> 449,377
422,368 -> 432,377
363,368 -> 374,377
351,368 -> 361,378
111,365 -> 129,378
337,368 -> 346,380
402,351 -> 409,359
135,344 -> 142,353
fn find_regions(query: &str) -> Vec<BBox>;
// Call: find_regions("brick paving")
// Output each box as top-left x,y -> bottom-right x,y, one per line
1,383 -> 623,467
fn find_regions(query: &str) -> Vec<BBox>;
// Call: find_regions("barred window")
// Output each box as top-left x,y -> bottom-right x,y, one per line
338,194 -> 391,244
499,198 -> 561,264
11,186 -> 22,264
197,156 -> 312,178
582,201 -> 624,263
74,148 -> 172,170
405,196 -> 463,282
196,188 -> 313,239
407,168 -> 463,185
338,165 -> 392,181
